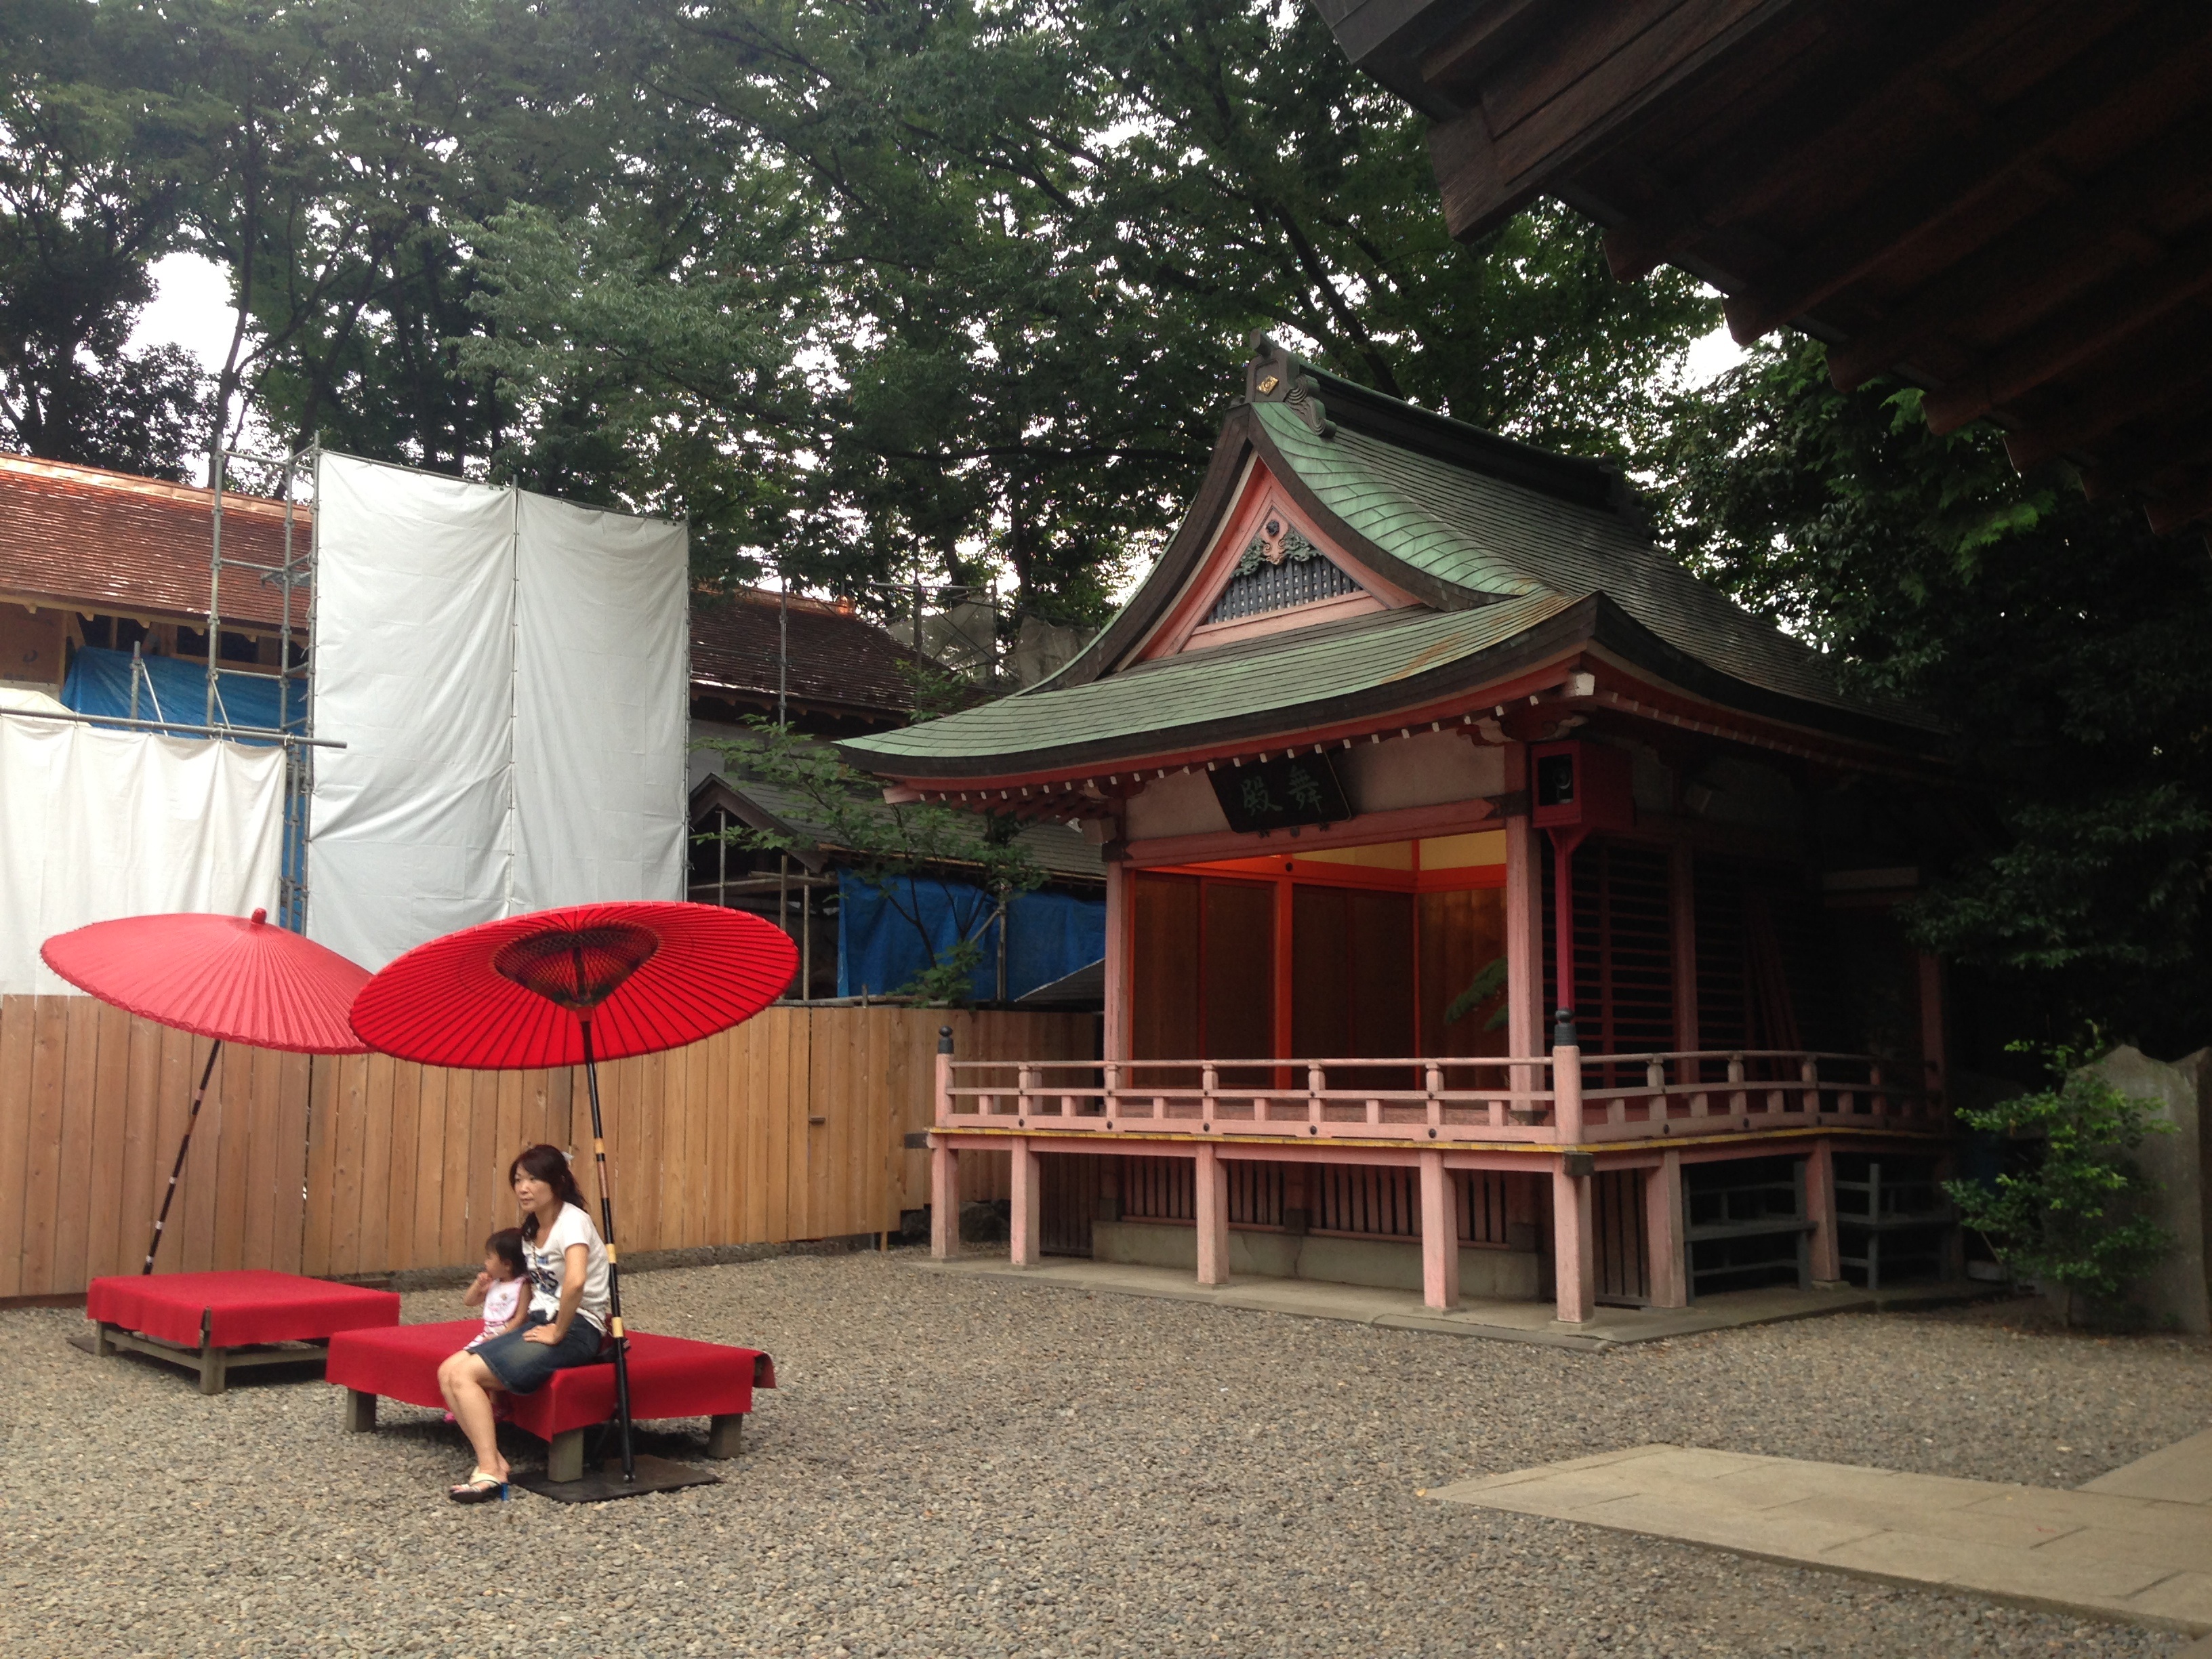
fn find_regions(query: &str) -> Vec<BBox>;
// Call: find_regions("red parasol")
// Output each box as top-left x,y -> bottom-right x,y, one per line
350,901 -> 797,1497
40,909 -> 372,1274
346,901 -> 795,1070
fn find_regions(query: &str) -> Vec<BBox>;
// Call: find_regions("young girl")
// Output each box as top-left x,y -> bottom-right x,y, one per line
463,1229 -> 531,1350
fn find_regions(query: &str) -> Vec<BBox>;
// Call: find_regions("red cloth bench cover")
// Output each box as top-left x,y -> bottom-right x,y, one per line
87,1270 -> 401,1349
325,1320 -> 774,1442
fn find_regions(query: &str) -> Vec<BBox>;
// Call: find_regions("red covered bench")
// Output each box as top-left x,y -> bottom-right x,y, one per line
326,1319 -> 775,1481
81,1271 -> 403,1395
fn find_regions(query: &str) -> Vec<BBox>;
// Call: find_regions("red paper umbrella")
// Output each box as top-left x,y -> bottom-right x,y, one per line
348,901 -> 797,1070
350,901 -> 796,1496
43,909 -> 371,1054
39,909 -> 373,1275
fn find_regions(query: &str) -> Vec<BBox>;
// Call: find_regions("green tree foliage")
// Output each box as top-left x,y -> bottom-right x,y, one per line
1942,1048 -> 2173,1324
1654,342 -> 2212,1050
465,0 -> 1715,614
710,722 -> 1044,1004
0,1 -> 207,476
9,0 -> 1711,610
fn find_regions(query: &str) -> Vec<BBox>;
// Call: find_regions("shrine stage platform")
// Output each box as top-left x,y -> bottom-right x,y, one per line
908,1254 -> 1984,1353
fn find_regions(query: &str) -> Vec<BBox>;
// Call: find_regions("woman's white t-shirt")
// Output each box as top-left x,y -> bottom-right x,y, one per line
524,1202 -> 610,1334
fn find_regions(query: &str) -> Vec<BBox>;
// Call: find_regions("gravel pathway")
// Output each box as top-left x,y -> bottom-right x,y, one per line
3,1250 -> 2207,1658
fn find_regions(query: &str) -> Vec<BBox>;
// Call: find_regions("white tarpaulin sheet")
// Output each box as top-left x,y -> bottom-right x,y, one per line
0,711 -> 285,995
307,454 -> 687,970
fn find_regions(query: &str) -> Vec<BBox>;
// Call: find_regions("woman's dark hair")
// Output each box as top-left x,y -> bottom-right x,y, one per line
484,1227 -> 527,1278
508,1144 -> 583,1241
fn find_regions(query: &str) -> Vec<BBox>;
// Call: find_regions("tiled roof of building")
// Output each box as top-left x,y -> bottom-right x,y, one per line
0,453 -> 304,628
0,455 -> 925,722
699,769 -> 1104,882
689,587 -> 926,717
842,347 -> 1939,777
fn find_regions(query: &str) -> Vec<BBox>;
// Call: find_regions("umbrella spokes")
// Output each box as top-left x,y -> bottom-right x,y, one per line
491,922 -> 659,1012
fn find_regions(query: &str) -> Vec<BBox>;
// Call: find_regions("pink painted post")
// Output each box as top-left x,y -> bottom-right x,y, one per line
1103,857 -> 1132,1063
1553,1038 -> 1584,1143
1009,1137 -> 1041,1268
1645,1149 -> 1686,1309
1552,1162 -> 1595,1324
930,1139 -> 960,1260
1418,1149 -> 1458,1310
1805,1140 -> 1842,1284
1195,1143 -> 1229,1286
1502,746 -> 1541,1090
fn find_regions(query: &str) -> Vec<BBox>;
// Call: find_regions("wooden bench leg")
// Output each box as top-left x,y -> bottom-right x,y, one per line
343,1389 -> 377,1433
197,1341 -> 226,1396
547,1428 -> 586,1482
705,1413 -> 745,1459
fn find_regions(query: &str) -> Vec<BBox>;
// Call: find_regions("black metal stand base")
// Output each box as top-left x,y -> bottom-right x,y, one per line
513,1454 -> 721,1504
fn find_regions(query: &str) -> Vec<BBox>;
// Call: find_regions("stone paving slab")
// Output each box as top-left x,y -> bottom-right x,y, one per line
912,1255 -> 1982,1349
2085,1428 -> 2212,1504
1426,1443 -> 2212,1635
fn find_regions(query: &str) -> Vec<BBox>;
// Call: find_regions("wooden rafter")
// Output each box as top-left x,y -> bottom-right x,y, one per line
1330,0 -> 2212,529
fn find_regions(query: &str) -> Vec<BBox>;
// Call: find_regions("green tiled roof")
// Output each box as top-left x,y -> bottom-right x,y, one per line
843,356 -> 1936,779
1255,401 -> 1922,727
842,594 -> 1578,771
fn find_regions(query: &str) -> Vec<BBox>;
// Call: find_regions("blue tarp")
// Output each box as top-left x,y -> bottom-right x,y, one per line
62,646 -> 300,741
61,645 -> 306,923
837,872 -> 1106,1002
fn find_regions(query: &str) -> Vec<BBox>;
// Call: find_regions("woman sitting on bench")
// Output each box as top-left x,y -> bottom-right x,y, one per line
436,1144 -> 610,1502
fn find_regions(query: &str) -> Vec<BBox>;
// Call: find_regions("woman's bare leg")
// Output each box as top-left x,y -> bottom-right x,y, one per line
436,1351 -> 510,1483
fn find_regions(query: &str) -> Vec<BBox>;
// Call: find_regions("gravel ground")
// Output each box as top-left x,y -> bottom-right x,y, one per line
2,1250 -> 2207,1659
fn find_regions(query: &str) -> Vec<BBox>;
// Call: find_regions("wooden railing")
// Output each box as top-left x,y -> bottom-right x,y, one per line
935,1048 -> 1943,1146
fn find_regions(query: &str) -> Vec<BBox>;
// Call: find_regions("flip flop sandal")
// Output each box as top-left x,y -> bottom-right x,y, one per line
448,1469 -> 508,1504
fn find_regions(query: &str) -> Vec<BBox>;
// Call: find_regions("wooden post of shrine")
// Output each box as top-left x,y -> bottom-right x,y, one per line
1010,1137 -> 1041,1268
1553,1158 -> 1596,1324
1503,745 -> 1542,1094
1551,1011 -> 1594,1323
1645,1149 -> 1687,1309
1418,1149 -> 1459,1310
1805,1139 -> 1842,1285
930,1026 -> 960,1259
1195,1143 -> 1229,1286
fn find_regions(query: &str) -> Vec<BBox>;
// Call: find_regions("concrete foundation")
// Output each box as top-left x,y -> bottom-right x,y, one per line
1090,1218 -> 1542,1300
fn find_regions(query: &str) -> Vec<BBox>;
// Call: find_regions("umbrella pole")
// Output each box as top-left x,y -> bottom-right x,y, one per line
142,1039 -> 222,1273
578,1021 -> 638,1482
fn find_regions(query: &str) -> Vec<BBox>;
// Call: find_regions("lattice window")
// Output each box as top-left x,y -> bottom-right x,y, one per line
1121,1156 -> 1195,1221
1205,516 -> 1365,623
1315,1164 -> 1420,1237
1541,837 -> 1677,1082
1228,1162 -> 1284,1227
1456,1170 -> 1511,1246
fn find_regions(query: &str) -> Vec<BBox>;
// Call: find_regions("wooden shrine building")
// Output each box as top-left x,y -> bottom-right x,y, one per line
842,340 -> 1959,1322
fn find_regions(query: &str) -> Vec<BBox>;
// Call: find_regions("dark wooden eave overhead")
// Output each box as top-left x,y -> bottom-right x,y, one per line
1317,0 -> 2212,531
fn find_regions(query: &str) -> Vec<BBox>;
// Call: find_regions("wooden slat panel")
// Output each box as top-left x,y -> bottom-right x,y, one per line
81,1002 -> 133,1280
269,1050 -> 311,1273
239,1044 -> 283,1272
300,1054 -> 337,1275
50,995 -> 103,1290
438,1067 -> 476,1268
0,1000 -> 37,1295
20,998 -> 75,1292
115,1011 -> 165,1277
382,1059 -> 421,1270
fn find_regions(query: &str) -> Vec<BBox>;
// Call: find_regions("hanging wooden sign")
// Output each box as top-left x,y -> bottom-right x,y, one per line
1208,752 -> 1352,834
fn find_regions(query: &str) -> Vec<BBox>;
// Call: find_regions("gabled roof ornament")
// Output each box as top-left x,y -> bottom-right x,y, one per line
1246,333 -> 1336,438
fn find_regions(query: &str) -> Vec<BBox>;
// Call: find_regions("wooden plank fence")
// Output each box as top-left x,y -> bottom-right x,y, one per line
0,997 -> 1089,1298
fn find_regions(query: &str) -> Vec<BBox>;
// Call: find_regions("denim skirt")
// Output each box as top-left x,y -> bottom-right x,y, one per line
474,1314 -> 605,1395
